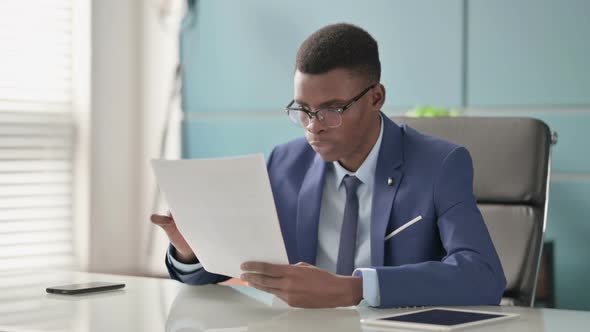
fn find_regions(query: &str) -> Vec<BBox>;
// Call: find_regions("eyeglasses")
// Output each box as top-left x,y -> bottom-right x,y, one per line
285,84 -> 376,128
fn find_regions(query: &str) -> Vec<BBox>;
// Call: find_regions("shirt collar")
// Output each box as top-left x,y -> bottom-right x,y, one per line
332,114 -> 384,189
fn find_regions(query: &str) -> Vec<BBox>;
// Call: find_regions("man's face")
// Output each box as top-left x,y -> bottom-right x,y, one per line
293,68 -> 382,166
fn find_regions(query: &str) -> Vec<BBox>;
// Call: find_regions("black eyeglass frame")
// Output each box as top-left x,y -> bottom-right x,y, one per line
284,84 -> 376,128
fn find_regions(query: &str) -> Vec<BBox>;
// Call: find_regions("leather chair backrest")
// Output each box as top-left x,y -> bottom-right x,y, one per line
391,116 -> 552,307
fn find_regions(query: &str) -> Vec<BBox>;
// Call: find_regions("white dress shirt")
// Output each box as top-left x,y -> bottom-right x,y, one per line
315,115 -> 383,306
169,115 -> 384,306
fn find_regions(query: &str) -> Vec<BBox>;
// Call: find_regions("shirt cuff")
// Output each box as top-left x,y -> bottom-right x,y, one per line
353,268 -> 381,307
167,247 -> 203,273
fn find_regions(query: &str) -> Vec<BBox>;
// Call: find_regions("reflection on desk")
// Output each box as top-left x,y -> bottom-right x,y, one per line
166,285 -> 361,332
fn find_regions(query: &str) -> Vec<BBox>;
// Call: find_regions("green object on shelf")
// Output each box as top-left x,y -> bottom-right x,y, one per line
405,106 -> 460,118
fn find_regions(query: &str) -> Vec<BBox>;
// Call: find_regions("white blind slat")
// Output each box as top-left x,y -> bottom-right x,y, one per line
0,149 -> 72,160
0,219 -> 70,233
0,207 -> 71,221
0,102 -> 71,112
0,112 -> 72,123
0,230 -> 72,245
0,196 -> 71,209
0,184 -> 70,197
0,161 -> 71,172
0,243 -> 72,258
0,172 -> 71,184
0,89 -> 70,103
0,112 -> 72,121
0,137 -> 72,148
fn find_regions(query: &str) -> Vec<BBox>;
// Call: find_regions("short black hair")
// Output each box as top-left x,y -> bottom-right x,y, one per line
296,23 -> 381,82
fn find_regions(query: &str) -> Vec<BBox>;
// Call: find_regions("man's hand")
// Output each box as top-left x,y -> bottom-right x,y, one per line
240,262 -> 363,308
150,213 -> 197,263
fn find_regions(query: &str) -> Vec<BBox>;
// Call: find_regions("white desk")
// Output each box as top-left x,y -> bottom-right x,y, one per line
0,270 -> 588,331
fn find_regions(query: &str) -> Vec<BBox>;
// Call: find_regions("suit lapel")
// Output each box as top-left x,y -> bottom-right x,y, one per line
371,115 -> 404,266
296,154 -> 327,264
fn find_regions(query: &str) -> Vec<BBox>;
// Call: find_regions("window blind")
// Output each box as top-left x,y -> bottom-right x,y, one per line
0,0 -> 76,272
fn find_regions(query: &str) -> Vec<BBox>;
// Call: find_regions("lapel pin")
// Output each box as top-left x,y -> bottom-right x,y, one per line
387,177 -> 394,186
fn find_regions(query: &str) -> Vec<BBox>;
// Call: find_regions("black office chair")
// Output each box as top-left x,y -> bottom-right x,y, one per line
391,116 -> 555,307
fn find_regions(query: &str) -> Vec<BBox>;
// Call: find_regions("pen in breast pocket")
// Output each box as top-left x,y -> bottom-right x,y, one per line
384,215 -> 423,241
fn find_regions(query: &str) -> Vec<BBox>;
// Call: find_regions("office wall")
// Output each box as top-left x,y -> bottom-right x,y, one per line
180,0 -> 590,310
180,0 -> 464,158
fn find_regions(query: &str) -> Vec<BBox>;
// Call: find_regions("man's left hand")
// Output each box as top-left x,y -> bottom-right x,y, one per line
240,261 -> 363,308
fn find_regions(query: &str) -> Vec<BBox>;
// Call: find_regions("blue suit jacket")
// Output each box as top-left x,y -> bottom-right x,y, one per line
166,115 -> 507,308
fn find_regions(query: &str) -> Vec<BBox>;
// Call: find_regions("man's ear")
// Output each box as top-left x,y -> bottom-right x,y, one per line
371,83 -> 386,110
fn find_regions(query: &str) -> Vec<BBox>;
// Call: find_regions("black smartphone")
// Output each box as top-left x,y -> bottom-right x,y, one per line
46,282 -> 125,295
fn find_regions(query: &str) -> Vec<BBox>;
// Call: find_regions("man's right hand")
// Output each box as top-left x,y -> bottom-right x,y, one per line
150,213 -> 197,264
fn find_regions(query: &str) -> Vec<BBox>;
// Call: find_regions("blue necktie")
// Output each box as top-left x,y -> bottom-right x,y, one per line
336,175 -> 362,276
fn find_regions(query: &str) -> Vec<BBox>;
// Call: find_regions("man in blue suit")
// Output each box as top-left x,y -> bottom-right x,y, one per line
151,23 -> 506,308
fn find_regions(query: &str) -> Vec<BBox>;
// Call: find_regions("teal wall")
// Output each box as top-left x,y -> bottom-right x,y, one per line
467,0 -> 590,106
180,0 -> 590,310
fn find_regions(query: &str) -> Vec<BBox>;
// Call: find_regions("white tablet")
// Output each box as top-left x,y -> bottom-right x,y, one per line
361,307 -> 518,331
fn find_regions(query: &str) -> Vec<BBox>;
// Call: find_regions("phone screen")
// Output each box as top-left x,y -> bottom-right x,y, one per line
378,309 -> 506,326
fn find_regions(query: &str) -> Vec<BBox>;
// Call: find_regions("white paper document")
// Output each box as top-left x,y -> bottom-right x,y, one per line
151,154 -> 289,278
